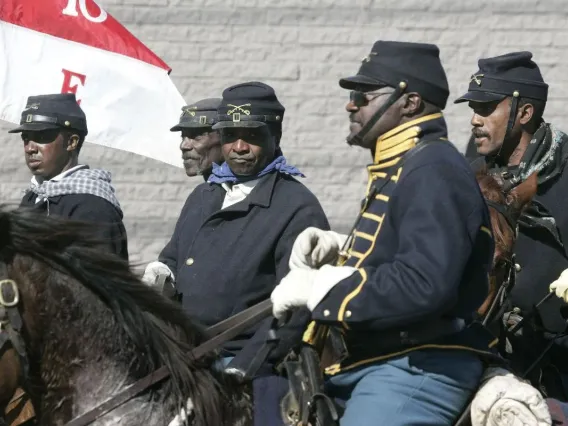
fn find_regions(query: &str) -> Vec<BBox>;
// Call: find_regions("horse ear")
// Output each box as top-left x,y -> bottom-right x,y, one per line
506,172 -> 537,218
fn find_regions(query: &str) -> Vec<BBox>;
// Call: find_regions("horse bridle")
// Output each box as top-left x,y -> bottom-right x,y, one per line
0,261 -> 29,384
480,199 -> 519,327
0,259 -> 275,426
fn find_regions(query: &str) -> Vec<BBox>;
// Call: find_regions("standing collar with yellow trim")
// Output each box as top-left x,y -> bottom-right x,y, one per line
373,113 -> 448,164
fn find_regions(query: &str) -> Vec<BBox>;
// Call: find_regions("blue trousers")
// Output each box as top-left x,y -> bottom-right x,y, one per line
325,350 -> 483,426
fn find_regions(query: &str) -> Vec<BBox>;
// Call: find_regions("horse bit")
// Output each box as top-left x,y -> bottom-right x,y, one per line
0,261 -> 29,385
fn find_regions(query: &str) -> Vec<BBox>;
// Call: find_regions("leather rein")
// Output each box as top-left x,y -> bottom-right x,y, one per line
0,263 -> 273,426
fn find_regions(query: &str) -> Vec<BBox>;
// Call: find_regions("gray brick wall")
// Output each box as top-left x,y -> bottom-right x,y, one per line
1,0 -> 566,266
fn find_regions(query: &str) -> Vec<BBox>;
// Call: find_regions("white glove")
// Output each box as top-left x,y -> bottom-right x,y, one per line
471,367 -> 551,426
271,265 -> 357,320
289,227 -> 348,270
549,268 -> 568,302
142,261 -> 174,289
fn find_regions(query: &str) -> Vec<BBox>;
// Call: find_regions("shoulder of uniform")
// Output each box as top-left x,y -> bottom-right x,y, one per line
403,140 -> 469,173
273,174 -> 327,209
62,193 -> 119,210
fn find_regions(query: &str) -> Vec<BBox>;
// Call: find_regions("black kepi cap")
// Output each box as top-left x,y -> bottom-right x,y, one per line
339,40 -> 450,109
170,98 -> 222,131
454,51 -> 548,104
9,93 -> 88,134
212,82 -> 285,130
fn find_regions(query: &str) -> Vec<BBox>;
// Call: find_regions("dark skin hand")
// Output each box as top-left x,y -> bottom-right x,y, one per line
219,127 -> 276,176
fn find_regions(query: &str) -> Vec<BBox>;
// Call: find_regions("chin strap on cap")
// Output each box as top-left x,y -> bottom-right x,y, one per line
347,81 -> 408,146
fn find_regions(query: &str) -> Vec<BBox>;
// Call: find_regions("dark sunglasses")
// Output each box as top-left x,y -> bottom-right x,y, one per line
349,90 -> 394,108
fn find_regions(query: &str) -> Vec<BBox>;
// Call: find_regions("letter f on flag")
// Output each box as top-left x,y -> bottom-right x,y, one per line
0,0 -> 186,168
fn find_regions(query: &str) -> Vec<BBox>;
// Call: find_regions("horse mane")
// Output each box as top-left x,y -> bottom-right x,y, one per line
0,205 -> 239,425
476,170 -> 516,261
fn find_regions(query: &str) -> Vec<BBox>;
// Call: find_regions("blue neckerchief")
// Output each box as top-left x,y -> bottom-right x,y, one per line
207,155 -> 305,184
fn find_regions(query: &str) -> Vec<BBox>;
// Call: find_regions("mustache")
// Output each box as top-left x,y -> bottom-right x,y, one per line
26,155 -> 42,161
472,128 -> 489,138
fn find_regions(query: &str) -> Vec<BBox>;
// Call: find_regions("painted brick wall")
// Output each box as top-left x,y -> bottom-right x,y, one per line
1,0 -> 566,266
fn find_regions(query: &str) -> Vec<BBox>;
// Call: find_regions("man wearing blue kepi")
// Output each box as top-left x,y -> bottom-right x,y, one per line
148,81 -> 330,425
455,52 -> 568,400
271,41 -> 498,425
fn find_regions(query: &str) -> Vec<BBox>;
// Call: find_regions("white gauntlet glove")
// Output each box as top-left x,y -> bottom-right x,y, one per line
289,227 -> 348,270
142,261 -> 174,290
271,265 -> 357,320
549,268 -> 568,302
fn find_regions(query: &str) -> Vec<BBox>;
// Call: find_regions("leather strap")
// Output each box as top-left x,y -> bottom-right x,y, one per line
23,114 -> 57,124
485,199 -> 517,231
504,95 -> 520,143
204,298 -> 272,339
64,299 -> 273,426
216,114 -> 281,124
346,82 -> 407,146
20,113 -> 87,130
241,317 -> 281,379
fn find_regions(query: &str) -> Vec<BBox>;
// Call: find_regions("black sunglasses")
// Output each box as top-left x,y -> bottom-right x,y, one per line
349,90 -> 394,108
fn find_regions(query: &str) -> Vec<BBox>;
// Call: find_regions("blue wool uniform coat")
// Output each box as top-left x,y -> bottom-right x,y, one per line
159,171 -> 330,370
20,192 -> 129,260
311,114 -> 497,374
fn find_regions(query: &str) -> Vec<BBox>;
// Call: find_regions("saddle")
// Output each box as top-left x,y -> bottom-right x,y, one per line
280,344 -> 341,426
278,325 -> 346,426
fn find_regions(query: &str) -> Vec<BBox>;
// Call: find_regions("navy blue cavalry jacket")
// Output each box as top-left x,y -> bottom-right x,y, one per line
471,135 -> 568,396
159,171 -> 330,370
20,192 -> 128,260
311,113 -> 497,374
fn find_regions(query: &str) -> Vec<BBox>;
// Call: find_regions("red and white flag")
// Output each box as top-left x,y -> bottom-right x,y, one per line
0,0 -> 185,168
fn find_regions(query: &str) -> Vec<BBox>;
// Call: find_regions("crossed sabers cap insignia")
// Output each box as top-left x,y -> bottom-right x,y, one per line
181,106 -> 197,117
227,104 -> 251,115
362,52 -> 377,63
470,73 -> 484,86
227,103 -> 251,122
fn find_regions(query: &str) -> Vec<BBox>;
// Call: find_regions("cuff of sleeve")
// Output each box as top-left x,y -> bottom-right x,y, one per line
307,265 -> 358,311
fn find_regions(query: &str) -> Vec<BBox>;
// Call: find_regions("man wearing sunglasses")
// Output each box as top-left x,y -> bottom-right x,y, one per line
271,41 -> 497,425
142,98 -> 224,287
10,93 -> 128,260
150,81 -> 329,425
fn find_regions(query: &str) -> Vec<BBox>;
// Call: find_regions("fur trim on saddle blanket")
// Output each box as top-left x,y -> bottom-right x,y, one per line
471,367 -> 551,426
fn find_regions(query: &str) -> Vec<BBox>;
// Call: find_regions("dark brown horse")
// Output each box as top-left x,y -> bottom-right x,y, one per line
0,205 -> 252,426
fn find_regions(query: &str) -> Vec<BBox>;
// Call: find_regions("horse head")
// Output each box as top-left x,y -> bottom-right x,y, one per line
475,168 -> 537,319
0,205 -> 251,426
